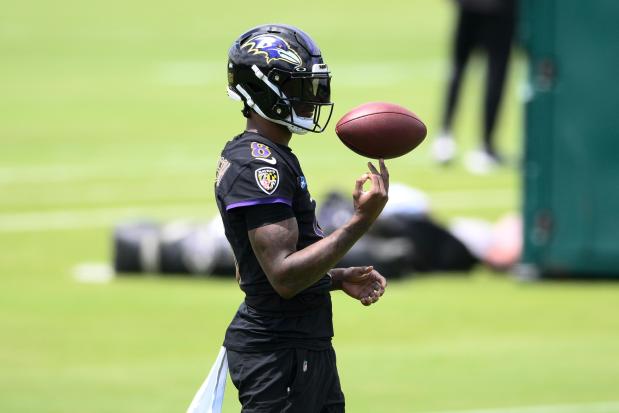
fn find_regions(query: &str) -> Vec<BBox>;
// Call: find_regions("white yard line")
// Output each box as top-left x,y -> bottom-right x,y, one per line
0,204 -> 210,232
73,262 -> 114,284
431,189 -> 518,210
416,401 -> 619,413
0,189 -> 515,232
0,162 -> 208,185
156,59 -> 447,86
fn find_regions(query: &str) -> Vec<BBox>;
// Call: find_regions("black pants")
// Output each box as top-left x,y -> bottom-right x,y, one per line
227,347 -> 345,413
442,7 -> 516,152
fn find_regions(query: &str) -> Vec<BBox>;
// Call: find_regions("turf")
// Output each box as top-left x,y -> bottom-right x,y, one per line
1,0 -> 619,412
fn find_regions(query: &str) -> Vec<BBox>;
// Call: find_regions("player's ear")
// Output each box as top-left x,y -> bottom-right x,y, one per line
242,103 -> 252,118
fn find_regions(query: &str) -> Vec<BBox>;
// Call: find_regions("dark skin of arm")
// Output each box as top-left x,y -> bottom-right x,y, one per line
245,113 -> 388,305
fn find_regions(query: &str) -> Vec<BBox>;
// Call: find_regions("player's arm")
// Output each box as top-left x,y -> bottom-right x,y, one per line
249,160 -> 389,300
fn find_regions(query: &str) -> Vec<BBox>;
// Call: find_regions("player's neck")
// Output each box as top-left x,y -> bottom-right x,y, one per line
245,114 -> 292,147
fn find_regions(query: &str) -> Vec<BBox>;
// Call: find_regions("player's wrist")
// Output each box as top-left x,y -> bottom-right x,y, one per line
328,269 -> 344,290
348,212 -> 374,232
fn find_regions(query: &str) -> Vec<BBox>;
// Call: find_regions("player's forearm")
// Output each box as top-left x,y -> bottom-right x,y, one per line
270,215 -> 371,298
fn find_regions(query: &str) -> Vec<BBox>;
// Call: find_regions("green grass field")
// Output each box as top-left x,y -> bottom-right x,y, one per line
2,1 -> 619,412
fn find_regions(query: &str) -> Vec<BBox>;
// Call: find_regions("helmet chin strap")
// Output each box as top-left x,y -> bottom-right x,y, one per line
226,87 -> 242,101
287,115 -> 313,135
233,85 -> 310,135
288,124 -> 310,135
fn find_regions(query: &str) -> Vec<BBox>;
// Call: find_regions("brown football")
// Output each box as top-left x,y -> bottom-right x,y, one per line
335,102 -> 427,159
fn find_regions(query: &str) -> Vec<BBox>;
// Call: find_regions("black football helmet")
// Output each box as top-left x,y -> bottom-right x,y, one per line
227,24 -> 334,134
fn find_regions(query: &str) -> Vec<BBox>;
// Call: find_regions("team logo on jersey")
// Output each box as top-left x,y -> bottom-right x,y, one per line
241,34 -> 303,66
215,156 -> 231,187
255,167 -> 279,195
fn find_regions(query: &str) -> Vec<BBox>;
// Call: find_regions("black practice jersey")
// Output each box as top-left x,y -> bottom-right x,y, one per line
215,131 -> 333,351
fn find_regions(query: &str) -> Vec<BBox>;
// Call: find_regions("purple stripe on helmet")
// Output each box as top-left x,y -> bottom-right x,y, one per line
226,197 -> 292,211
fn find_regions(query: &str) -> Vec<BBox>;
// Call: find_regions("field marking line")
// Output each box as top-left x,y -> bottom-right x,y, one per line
156,59 -> 447,86
73,262 -> 114,284
0,204 -> 209,232
430,189 -> 517,210
0,188 -> 516,233
156,57 -> 527,86
416,401 -> 619,413
0,162 -> 208,185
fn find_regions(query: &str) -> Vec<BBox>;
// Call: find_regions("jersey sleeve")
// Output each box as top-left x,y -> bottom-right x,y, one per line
222,159 -> 296,211
242,203 -> 295,230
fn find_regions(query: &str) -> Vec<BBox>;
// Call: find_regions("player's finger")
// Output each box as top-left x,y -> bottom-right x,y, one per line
368,171 -> 384,194
356,173 -> 370,189
353,178 -> 363,196
371,270 -> 388,289
371,281 -> 385,296
367,162 -> 385,193
354,265 -> 372,274
349,266 -> 371,280
371,166 -> 387,196
353,174 -> 369,199
368,161 -> 380,176
379,159 -> 389,192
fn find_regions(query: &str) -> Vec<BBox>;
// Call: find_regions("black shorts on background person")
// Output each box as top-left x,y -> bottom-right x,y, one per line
432,0 -> 517,174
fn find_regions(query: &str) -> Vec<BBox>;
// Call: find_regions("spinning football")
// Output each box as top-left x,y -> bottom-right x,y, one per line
335,102 -> 427,159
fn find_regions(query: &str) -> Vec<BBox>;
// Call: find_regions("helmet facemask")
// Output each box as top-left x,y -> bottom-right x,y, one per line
229,64 -> 333,135
265,64 -> 333,134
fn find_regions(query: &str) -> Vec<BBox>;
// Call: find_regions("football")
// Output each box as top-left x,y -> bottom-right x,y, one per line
335,102 -> 427,159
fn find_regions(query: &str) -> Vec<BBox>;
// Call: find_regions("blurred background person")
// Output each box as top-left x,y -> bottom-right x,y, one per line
432,0 -> 518,173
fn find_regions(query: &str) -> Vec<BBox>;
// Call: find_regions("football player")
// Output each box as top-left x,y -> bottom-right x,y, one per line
215,24 -> 389,412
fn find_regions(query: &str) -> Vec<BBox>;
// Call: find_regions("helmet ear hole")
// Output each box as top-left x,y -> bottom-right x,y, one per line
268,70 -> 288,86
272,103 -> 290,119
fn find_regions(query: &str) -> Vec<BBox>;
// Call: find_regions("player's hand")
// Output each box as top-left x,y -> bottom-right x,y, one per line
338,266 -> 387,306
352,159 -> 389,225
